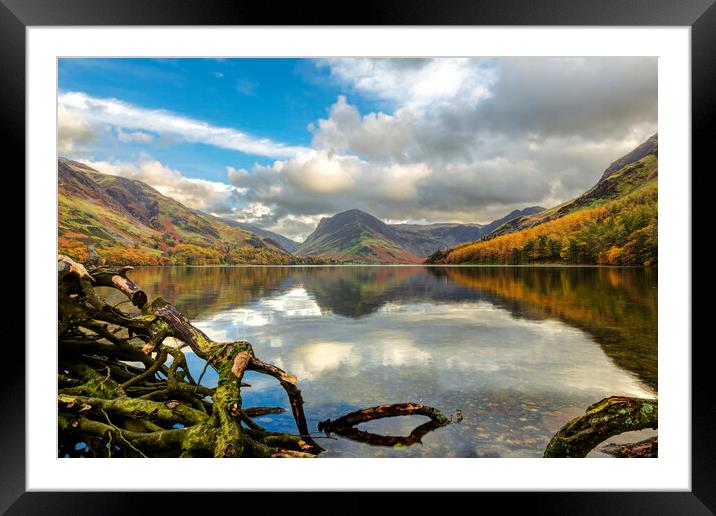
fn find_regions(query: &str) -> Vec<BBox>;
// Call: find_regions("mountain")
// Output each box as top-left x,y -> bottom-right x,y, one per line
598,133 -> 658,184
295,209 -> 424,264
473,206 -> 545,236
58,158 -> 299,266
391,223 -> 485,256
391,207 -> 543,256
427,134 -> 658,266
295,207 -> 547,264
209,216 -> 298,253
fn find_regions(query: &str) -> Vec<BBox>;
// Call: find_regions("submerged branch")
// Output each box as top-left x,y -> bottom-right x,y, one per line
317,402 -> 455,448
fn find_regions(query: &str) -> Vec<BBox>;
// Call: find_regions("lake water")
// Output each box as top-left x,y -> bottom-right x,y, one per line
112,266 -> 658,458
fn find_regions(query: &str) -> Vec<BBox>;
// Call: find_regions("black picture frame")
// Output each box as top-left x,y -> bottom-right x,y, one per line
5,0 -> 713,512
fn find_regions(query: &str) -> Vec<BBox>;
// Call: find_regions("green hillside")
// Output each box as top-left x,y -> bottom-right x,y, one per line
58,158 -> 301,266
295,209 -> 424,264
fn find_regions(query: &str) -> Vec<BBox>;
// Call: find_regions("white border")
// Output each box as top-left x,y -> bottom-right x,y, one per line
27,27 -> 691,491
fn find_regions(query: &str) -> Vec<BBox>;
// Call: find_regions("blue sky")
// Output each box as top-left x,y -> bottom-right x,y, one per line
59,58 -> 384,181
58,57 -> 657,240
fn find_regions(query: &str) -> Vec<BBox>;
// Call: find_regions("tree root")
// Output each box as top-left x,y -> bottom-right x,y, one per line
58,255 -> 454,458
600,436 -> 658,458
317,402 -> 455,448
543,396 -> 658,458
58,256 -> 326,458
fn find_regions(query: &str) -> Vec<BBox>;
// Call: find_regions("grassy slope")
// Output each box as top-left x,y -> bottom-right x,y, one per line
428,146 -> 658,266
295,210 -> 424,264
58,158 -> 299,266
297,227 -> 423,264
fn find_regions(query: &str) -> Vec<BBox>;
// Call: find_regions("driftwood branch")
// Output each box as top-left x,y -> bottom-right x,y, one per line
317,403 -> 455,448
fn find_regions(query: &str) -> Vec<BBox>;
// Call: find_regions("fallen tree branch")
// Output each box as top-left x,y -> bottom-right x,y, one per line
317,402 -> 456,448
318,402 -> 450,431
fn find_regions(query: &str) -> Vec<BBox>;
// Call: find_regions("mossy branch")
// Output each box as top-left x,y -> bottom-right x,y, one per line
543,396 -> 658,458
57,256 -> 322,457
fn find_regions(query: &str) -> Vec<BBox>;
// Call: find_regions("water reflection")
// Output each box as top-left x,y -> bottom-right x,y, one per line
112,266 -> 657,458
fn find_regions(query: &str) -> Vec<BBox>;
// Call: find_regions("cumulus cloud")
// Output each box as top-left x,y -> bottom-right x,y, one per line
227,148 -> 551,225
59,91 -> 308,158
228,150 -> 436,220
79,158 -> 236,214
317,58 -> 497,112
58,104 -> 96,153
310,96 -> 420,162
311,59 -> 657,170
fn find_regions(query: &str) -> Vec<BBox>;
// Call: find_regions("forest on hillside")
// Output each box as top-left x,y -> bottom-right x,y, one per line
428,182 -> 657,266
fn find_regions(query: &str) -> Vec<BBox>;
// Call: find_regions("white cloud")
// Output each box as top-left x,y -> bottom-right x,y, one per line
58,104 -> 96,153
310,96 -> 419,162
79,158 -> 235,213
281,57 -> 657,224
59,91 -> 308,158
318,58 -> 497,111
117,129 -> 154,143
231,202 -> 273,224
235,78 -> 257,95
228,150 -> 437,222
227,85 -> 656,226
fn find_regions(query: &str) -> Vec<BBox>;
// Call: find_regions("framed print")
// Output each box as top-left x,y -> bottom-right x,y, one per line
6,0 -> 714,512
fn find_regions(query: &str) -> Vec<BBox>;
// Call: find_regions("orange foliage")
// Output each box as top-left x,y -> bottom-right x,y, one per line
446,206 -> 608,264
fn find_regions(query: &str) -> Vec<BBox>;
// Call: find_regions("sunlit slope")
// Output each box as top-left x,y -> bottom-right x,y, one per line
58,158 -> 298,265
428,135 -> 658,266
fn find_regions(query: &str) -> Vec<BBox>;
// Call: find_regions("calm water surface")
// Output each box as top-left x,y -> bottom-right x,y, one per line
111,266 -> 657,458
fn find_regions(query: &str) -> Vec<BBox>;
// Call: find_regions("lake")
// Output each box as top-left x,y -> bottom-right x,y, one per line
110,265 -> 658,458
